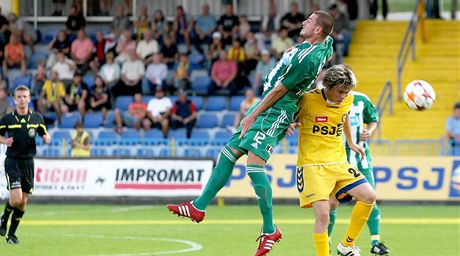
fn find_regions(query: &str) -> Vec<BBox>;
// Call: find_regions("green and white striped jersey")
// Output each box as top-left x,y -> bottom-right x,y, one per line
346,91 -> 379,170
262,36 -> 334,113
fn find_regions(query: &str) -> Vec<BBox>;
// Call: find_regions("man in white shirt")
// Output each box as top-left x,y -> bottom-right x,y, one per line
144,53 -> 168,94
112,50 -> 145,98
136,30 -> 159,65
52,52 -> 76,89
98,52 -> 120,89
143,85 -> 172,138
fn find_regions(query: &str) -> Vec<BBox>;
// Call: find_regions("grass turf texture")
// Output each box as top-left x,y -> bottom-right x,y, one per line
0,204 -> 458,255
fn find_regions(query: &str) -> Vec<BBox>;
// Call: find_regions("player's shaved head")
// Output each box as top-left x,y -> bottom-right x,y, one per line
313,11 -> 334,38
323,64 -> 357,89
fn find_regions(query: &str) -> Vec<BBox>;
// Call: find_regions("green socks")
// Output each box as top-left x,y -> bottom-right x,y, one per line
193,146 -> 237,210
247,164 -> 275,234
328,209 -> 337,236
368,203 -> 381,246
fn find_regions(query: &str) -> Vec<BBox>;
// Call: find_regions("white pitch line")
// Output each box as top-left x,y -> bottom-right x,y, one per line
26,234 -> 203,256
110,206 -> 156,213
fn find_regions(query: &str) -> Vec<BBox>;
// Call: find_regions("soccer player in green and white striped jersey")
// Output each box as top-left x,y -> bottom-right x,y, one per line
328,91 -> 391,255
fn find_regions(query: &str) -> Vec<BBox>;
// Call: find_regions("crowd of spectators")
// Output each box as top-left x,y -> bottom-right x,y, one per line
0,1 -> 360,138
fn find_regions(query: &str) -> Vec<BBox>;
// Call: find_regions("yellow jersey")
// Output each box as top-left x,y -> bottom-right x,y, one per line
296,88 -> 353,166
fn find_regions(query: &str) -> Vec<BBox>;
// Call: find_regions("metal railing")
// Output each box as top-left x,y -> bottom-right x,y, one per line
396,0 -> 426,101
374,81 -> 393,140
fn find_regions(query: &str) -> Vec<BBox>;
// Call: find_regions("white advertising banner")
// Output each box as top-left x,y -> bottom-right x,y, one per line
0,145 -> 8,200
31,158 -> 213,197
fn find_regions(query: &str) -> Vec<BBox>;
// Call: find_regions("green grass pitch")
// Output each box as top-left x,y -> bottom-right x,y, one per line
0,204 -> 458,255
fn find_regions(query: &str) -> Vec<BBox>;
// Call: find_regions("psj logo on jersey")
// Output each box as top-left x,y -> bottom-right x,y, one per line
312,124 -> 343,136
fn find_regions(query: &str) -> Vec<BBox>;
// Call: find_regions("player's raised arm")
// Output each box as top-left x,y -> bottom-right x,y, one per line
344,114 -> 364,159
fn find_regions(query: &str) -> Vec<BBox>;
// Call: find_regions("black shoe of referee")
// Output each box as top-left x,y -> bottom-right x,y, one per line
6,235 -> 20,244
0,215 -> 7,236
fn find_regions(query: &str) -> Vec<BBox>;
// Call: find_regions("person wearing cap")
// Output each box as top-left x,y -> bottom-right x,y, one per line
144,85 -> 172,138
254,50 -> 276,95
70,121 -> 91,157
171,91 -> 197,138
207,32 -> 224,62
446,102 -> 460,155
191,3 -> 217,54
63,70 -> 89,117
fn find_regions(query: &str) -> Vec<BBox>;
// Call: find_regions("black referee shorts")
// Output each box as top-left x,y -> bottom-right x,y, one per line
4,157 -> 35,194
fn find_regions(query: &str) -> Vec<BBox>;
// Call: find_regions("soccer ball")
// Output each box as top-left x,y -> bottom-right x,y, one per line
403,80 -> 436,111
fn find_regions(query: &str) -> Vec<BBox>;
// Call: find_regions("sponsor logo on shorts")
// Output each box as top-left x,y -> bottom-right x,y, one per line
315,116 -> 328,122
265,145 -> 273,154
306,193 -> 315,198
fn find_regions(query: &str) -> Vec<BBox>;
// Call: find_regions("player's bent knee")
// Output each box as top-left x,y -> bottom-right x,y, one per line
316,210 -> 330,225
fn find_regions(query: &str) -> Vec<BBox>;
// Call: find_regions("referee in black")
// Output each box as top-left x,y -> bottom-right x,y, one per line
0,85 -> 50,244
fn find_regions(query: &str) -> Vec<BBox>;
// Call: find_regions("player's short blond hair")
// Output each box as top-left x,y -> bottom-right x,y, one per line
14,85 -> 31,97
322,64 -> 357,89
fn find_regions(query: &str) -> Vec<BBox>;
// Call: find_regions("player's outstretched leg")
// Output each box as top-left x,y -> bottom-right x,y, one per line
0,201 -> 15,237
166,146 -> 240,222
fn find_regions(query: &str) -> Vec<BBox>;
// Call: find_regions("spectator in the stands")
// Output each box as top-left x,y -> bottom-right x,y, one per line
31,64 -> 47,96
2,34 -> 26,76
88,75 -> 111,118
0,85 -> 11,117
144,85 -> 172,138
111,4 -> 131,39
151,9 -> 169,44
207,32 -> 224,63
46,30 -> 71,69
136,30 -> 159,65
446,102 -> 460,156
112,50 -> 144,97
134,4 -> 150,41
89,31 -> 107,72
65,5 -> 86,34
329,3 -> 351,58
115,30 -> 137,64
280,1 -> 305,39
52,51 -> 76,88
51,0 -> 65,16
228,38 -> 246,63
218,3 -> 240,46
254,49 -> 275,95
70,121 -> 91,157
172,53 -> 191,92
208,50 -> 238,96
238,15 -> 251,41
0,41 -> 4,70
160,36 -> 179,69
233,89 -> 259,130
271,28 -> 294,58
38,70 -> 66,123
173,5 -> 192,53
191,3 -> 217,54
71,30 -> 94,75
0,7 -> 10,44
114,93 -> 147,133
63,71 -> 89,116
259,1 -> 281,41
144,53 -> 167,95
98,52 -> 120,90
7,12 -> 37,53
171,90 -> 197,139
338,0 -> 358,26
244,32 -> 263,75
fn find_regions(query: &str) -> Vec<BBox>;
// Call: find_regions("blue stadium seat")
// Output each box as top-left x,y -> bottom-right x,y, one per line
229,96 -> 245,111
142,96 -> 154,104
189,53 -> 204,64
144,130 -> 164,139
206,148 -> 221,159
184,147 -> 202,157
215,130 -> 233,140
136,147 -> 155,157
112,148 -> 132,157
221,113 -> 237,128
13,75 -> 32,90
159,148 -> 171,157
115,96 -> 133,111
169,129 -> 187,139
42,147 -> 62,157
189,96 -> 204,110
122,129 -> 141,139
104,111 -> 115,128
91,148 -> 109,156
59,113 -> 81,128
98,130 -> 118,139
196,113 -> 218,128
28,51 -> 49,69
192,75 -> 211,92
53,130 -> 72,142
44,28 -> 60,43
83,74 -> 95,89
83,112 -> 103,128
205,96 -> 227,111
191,130 -> 210,139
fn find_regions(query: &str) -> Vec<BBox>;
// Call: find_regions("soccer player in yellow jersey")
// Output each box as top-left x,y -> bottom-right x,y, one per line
296,64 -> 376,256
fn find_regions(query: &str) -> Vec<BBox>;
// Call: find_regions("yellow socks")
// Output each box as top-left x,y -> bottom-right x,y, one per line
313,232 -> 329,256
342,201 -> 374,246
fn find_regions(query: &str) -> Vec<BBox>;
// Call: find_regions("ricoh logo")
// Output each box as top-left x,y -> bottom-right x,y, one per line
36,167 -> 88,183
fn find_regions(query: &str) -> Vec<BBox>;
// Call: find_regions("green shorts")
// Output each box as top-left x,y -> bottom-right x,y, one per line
228,102 -> 294,162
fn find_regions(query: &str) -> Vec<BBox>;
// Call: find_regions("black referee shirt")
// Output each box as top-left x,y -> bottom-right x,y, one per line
0,110 -> 48,159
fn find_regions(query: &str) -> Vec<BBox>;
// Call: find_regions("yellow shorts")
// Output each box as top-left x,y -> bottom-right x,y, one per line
296,163 -> 368,208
